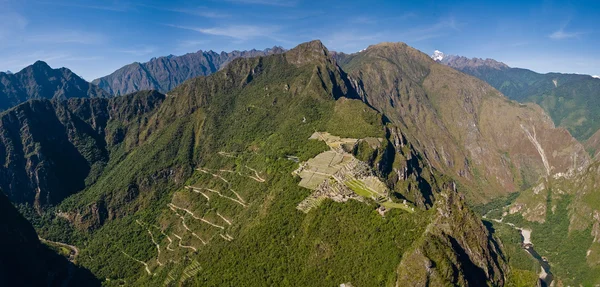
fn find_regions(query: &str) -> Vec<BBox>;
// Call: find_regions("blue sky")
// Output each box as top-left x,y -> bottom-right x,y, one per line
1,0 -> 598,80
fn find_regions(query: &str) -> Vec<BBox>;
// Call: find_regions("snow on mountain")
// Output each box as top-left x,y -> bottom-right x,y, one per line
593,75 -> 600,79
431,50 -> 444,61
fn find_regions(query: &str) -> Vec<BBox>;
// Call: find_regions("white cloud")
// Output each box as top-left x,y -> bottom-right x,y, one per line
223,0 -> 297,7
168,24 -> 280,41
139,4 -> 230,18
549,27 -> 585,40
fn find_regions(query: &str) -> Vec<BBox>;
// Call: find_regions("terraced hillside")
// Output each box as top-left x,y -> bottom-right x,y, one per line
3,38 -> 592,286
0,41 -> 517,286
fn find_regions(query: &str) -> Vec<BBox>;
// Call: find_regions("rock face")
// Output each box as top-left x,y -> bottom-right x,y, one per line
92,47 -> 286,95
0,91 -> 164,209
440,55 -> 600,142
397,188 -> 507,286
440,55 -> 509,70
0,61 -> 108,111
338,43 -> 589,203
0,193 -> 98,286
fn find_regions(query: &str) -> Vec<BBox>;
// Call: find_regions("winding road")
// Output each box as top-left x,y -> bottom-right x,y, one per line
39,237 -> 79,262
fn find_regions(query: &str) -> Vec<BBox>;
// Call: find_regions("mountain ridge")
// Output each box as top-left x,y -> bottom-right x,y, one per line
0,61 -> 108,111
436,53 -> 600,142
1,39 -> 588,286
92,46 -> 286,95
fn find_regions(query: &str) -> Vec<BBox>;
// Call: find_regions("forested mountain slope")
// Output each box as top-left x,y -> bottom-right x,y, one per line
3,40 -> 588,286
0,193 -> 98,286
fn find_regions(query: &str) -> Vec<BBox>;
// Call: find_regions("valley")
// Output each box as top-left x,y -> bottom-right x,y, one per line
0,34 -> 598,286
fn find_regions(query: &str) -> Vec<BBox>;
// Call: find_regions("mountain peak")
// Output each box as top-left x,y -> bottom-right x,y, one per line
593,75 -> 600,79
30,60 -> 52,71
285,40 -> 330,65
441,55 -> 509,70
431,50 -> 445,61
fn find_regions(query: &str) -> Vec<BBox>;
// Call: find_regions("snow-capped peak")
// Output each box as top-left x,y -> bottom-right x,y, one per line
593,75 -> 600,79
431,50 -> 444,61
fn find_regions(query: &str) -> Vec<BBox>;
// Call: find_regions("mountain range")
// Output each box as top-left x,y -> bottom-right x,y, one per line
1,40 -> 600,286
434,52 -> 600,147
92,47 -> 286,96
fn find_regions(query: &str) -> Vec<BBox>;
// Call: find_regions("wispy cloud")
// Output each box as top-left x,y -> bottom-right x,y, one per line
117,45 -> 156,56
167,24 -> 281,41
139,4 -> 230,18
0,12 -> 27,40
26,30 -> 106,45
399,17 -> 463,42
549,27 -> 586,40
222,0 -> 297,7
549,20 -> 587,40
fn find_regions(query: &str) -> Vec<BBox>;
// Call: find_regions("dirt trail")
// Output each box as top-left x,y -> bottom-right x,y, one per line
168,203 -> 225,229
219,233 -> 234,241
168,204 -> 211,245
216,212 -> 232,225
162,231 -> 175,252
172,233 -> 197,252
136,220 -> 163,266
245,166 -> 266,182
121,251 -> 152,275
195,187 -> 247,207
218,151 -> 236,158
197,168 -> 229,183
185,185 -> 210,201
39,237 -> 79,262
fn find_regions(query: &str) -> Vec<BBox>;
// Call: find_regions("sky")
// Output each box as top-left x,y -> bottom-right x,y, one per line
0,0 -> 599,80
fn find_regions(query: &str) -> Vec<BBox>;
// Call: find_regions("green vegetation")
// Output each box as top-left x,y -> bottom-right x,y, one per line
345,178 -> 377,197
503,188 -> 600,285
6,41 -> 514,286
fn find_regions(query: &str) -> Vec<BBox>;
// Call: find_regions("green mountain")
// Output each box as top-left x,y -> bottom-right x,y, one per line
92,47 -> 285,96
2,40 -> 587,286
0,192 -> 98,286
338,44 -> 588,204
0,61 -> 108,111
439,55 -> 600,142
0,91 -> 164,210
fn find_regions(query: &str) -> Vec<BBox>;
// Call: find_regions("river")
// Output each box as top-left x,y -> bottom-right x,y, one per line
483,213 -> 554,286
518,229 -> 553,287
